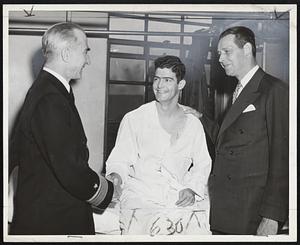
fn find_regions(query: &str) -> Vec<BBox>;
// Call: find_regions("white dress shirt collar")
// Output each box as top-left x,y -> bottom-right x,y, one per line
43,66 -> 70,93
234,65 -> 259,98
239,65 -> 259,88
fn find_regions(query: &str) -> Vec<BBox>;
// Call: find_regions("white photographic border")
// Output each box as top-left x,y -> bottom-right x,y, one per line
2,3 -> 297,242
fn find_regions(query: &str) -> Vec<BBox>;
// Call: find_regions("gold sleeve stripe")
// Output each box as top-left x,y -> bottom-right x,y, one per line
86,175 -> 108,206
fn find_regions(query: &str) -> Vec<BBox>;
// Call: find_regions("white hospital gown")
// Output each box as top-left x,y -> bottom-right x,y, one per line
106,101 -> 212,235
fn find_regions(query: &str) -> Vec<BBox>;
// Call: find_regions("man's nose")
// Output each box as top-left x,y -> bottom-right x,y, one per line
218,53 -> 224,63
157,79 -> 163,88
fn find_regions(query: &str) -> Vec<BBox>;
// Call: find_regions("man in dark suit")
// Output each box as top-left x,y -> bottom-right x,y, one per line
9,22 -> 114,235
207,26 -> 289,235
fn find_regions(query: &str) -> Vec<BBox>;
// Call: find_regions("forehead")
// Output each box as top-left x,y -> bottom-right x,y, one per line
155,67 -> 176,77
218,34 -> 238,50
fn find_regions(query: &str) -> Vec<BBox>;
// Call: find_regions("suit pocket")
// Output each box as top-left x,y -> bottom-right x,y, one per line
236,107 -> 266,136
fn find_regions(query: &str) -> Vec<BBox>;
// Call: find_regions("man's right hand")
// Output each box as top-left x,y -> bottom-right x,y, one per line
106,173 -> 123,201
181,105 -> 202,119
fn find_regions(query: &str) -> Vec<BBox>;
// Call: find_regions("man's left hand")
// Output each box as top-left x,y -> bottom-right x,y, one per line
181,105 -> 202,119
175,188 -> 195,207
256,217 -> 278,236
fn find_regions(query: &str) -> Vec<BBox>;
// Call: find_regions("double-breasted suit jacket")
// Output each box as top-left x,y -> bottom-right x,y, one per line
9,70 -> 113,235
207,68 -> 289,234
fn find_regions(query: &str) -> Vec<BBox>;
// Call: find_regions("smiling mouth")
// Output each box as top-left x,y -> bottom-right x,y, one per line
155,90 -> 167,94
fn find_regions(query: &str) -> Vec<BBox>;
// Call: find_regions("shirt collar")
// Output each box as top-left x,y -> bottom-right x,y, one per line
43,66 -> 70,93
239,65 -> 259,88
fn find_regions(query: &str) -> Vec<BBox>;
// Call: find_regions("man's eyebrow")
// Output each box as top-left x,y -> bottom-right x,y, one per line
154,76 -> 174,79
222,46 -> 233,50
218,47 -> 231,52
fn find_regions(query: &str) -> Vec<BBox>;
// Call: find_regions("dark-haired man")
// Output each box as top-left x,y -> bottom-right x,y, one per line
105,55 -> 212,235
207,26 -> 289,235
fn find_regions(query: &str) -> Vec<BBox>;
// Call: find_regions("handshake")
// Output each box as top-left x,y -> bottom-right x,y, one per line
106,173 -> 123,203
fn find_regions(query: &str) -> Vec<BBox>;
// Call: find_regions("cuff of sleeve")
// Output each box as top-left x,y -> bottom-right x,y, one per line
87,175 -> 114,209
259,203 -> 288,223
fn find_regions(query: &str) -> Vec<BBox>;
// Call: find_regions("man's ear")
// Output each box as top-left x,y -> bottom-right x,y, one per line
61,47 -> 70,63
243,42 -> 252,57
178,79 -> 186,90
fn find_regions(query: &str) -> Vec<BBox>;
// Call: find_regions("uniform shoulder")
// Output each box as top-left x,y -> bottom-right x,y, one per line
27,72 -> 63,102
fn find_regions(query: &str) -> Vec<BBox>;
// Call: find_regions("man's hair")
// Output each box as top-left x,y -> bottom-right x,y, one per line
42,22 -> 84,60
154,55 -> 186,81
219,26 -> 256,57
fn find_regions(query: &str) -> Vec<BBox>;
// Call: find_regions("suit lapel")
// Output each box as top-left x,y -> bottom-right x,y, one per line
42,70 -> 87,141
217,68 -> 265,141
42,71 -> 72,103
44,71 -> 80,111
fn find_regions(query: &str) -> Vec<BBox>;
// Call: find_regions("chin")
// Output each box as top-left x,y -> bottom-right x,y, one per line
155,94 -> 165,101
225,71 -> 234,77
155,97 -> 161,102
157,98 -> 169,103
155,97 -> 162,102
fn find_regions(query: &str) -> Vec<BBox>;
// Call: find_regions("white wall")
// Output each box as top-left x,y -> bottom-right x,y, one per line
9,35 -> 43,133
73,37 -> 107,173
8,35 -> 107,173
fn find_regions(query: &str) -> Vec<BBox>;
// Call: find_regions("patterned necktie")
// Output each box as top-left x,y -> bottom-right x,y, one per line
69,86 -> 75,103
232,82 -> 243,104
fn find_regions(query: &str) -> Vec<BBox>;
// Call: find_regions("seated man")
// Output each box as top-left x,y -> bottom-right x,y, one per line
106,55 -> 212,235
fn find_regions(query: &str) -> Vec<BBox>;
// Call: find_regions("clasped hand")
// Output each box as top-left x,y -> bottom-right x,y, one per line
175,188 -> 196,207
106,173 -> 123,201
181,105 -> 202,119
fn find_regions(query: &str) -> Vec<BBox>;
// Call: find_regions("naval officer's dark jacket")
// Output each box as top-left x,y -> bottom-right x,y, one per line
9,70 -> 113,235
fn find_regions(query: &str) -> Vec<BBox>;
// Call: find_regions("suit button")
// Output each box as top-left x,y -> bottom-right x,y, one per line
216,150 -> 219,155
229,150 -> 234,155
227,174 -> 232,180
239,129 -> 244,134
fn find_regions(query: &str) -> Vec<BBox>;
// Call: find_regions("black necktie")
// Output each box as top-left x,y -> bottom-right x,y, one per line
69,86 -> 75,103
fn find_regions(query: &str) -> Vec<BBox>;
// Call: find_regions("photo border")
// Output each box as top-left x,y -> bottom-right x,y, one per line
2,3 -> 297,242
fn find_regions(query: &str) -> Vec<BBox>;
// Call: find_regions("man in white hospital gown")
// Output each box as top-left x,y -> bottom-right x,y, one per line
106,55 -> 212,235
